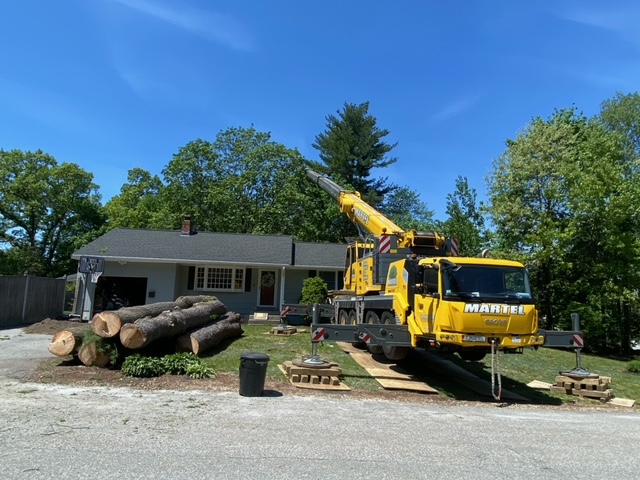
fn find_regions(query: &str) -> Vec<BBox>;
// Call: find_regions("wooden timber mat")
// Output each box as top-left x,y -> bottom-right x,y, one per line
264,328 -> 307,336
278,362 -> 351,391
412,350 -> 528,401
337,342 -> 438,394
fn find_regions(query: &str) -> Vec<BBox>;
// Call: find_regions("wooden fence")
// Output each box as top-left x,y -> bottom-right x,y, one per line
0,276 -> 66,328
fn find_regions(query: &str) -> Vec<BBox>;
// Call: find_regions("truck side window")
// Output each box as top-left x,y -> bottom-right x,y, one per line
424,268 -> 438,295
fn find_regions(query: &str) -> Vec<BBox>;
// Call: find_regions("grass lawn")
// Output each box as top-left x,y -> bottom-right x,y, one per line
198,325 -> 640,405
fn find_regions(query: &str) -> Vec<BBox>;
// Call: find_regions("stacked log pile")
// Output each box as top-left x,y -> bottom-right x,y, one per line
48,296 -> 244,367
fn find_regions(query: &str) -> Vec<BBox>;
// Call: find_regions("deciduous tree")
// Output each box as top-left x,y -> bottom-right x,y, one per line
487,107 -> 639,353
0,149 -> 105,276
161,127 -> 315,236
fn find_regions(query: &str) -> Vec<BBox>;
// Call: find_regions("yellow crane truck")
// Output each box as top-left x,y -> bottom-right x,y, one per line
303,168 -> 582,368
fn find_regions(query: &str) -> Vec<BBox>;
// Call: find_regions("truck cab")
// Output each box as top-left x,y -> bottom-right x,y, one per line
403,257 -> 545,357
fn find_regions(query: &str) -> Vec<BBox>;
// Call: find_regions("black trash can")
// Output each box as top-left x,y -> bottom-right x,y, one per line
239,352 -> 270,397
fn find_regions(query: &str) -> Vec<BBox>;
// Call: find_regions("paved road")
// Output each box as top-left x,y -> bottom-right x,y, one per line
1,329 -> 639,479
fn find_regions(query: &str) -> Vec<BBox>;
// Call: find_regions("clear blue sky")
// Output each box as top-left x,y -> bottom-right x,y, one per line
1,0 -> 637,220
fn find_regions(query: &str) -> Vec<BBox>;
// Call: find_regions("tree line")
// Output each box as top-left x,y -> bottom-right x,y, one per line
1,94 -> 639,354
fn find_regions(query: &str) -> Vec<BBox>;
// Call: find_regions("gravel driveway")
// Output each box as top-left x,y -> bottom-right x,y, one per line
1,327 -> 640,479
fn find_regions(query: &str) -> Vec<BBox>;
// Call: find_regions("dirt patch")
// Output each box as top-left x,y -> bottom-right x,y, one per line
29,355 -> 457,404
23,318 -> 91,336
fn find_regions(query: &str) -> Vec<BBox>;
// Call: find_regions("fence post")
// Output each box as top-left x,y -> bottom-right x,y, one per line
21,275 -> 30,324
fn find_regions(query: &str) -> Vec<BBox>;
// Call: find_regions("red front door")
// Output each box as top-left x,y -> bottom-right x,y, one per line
259,270 -> 276,306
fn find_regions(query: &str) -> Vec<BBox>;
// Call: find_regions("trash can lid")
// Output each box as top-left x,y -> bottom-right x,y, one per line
241,352 -> 270,361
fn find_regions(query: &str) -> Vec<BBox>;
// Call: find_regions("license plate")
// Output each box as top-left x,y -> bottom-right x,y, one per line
463,335 -> 486,342
512,337 -> 522,344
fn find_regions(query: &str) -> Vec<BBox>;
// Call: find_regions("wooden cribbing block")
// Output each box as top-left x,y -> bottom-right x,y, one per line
277,363 -> 350,391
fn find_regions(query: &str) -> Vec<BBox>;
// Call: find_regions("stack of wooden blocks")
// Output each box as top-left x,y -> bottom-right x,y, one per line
550,374 -> 613,400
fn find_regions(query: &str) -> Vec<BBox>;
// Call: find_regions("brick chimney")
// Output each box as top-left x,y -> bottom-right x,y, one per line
181,216 -> 195,236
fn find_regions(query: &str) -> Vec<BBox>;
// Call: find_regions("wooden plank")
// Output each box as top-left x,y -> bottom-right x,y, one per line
284,364 -> 343,377
608,398 -> 636,408
411,350 -> 528,400
337,342 -> 439,394
527,380 -> 552,390
573,388 -> 612,399
556,375 -> 610,387
550,385 -> 613,400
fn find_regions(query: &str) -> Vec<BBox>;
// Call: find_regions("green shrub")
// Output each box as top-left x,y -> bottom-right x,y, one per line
186,363 -> 215,379
300,276 -> 328,305
121,354 -> 165,377
627,360 -> 640,373
162,352 -> 201,375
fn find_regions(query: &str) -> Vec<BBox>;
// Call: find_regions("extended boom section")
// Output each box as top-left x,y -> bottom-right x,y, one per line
305,168 -> 446,250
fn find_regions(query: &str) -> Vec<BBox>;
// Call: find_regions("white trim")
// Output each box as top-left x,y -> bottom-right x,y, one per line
194,265 -> 245,292
279,266 -> 286,312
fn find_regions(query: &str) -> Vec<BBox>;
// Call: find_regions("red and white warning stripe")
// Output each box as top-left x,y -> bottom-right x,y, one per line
358,332 -> 372,344
312,327 -> 325,342
572,334 -> 584,349
450,237 -> 459,256
379,235 -> 391,253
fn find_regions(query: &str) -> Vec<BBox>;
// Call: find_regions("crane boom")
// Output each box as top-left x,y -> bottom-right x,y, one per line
305,168 -> 446,249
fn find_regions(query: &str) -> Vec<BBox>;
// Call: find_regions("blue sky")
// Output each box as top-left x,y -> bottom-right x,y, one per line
1,0 -> 638,221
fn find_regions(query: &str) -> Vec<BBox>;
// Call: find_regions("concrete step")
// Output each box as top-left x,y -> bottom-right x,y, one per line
247,313 -> 282,325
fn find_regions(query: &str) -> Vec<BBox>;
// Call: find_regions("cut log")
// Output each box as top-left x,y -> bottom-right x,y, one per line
175,312 -> 244,355
78,341 -> 111,367
48,330 -> 83,357
91,295 -> 218,338
120,300 -> 227,349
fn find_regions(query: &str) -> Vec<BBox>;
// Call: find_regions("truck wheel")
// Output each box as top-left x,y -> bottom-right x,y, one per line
380,312 -> 409,361
365,311 -> 383,354
338,309 -> 349,325
458,351 -> 487,361
349,310 -> 367,349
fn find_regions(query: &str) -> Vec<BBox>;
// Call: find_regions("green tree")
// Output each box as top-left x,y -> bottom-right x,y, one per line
311,101 -> 412,242
379,186 -> 435,231
105,168 -> 167,229
598,92 -> 640,352
0,149 -> 105,277
313,101 -> 397,206
487,107 -> 638,353
161,127 -> 316,236
600,92 -> 640,163
437,176 -> 486,257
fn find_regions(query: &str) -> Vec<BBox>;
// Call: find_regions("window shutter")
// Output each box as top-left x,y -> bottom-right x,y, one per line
244,268 -> 252,292
187,266 -> 195,290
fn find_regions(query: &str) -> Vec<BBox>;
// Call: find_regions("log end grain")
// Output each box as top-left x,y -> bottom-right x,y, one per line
48,330 -> 81,357
78,342 -> 110,367
119,325 -> 147,349
91,311 -> 123,338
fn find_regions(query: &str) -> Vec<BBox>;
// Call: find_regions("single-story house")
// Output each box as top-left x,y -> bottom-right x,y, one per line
71,218 -> 346,319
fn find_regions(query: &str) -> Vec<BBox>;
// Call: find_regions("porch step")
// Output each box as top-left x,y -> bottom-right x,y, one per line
247,312 -> 282,325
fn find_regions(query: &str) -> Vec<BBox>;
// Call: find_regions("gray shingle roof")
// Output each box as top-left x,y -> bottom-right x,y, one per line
293,242 -> 346,268
72,228 -> 345,269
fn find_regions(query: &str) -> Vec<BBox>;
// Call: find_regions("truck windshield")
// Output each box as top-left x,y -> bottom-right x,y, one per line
442,265 -> 533,303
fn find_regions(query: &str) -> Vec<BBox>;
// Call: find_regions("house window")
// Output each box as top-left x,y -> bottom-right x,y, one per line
319,271 -> 337,291
195,266 -> 245,292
